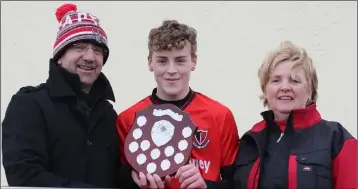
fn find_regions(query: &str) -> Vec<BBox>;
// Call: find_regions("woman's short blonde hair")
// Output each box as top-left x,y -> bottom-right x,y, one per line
258,41 -> 318,107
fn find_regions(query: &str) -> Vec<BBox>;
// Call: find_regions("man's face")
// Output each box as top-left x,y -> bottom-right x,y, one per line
148,43 -> 197,100
58,42 -> 105,88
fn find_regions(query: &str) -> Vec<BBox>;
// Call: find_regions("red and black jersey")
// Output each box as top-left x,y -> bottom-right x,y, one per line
117,89 -> 239,188
233,103 -> 357,189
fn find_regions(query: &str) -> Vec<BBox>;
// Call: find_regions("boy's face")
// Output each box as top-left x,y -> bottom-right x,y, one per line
148,43 -> 197,100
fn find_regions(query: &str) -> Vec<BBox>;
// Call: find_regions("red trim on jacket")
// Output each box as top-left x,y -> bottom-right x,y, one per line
288,155 -> 297,189
251,103 -> 322,133
247,158 -> 260,189
332,139 -> 357,189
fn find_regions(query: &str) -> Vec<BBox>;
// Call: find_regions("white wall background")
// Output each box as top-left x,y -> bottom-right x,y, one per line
1,1 -> 356,186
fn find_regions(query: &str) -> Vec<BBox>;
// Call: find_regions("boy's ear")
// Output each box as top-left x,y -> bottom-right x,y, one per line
191,54 -> 197,71
148,56 -> 153,72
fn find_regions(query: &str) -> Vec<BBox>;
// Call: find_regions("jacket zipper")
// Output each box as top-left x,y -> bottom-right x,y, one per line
276,132 -> 284,143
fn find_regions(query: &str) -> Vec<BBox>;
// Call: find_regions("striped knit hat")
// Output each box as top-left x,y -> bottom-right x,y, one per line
53,3 -> 109,64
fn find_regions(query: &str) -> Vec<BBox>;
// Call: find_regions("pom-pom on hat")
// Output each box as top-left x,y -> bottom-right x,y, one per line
53,3 -> 109,64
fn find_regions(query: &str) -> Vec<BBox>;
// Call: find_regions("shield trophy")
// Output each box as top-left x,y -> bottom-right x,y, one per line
124,103 -> 197,178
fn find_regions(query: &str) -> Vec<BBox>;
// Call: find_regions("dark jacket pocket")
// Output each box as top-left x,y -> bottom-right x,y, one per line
296,149 -> 332,189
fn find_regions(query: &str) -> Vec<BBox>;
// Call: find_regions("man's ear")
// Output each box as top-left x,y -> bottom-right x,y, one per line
148,56 -> 153,72
191,54 -> 197,71
57,58 -> 62,65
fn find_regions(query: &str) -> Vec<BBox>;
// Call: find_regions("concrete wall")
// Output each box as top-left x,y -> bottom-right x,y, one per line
1,1 -> 356,186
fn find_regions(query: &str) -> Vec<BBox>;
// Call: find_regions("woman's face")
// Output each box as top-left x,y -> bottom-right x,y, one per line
264,61 -> 311,117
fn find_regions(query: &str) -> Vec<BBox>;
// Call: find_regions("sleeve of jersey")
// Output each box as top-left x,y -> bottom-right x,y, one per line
332,138 -> 357,189
116,113 -> 142,189
220,109 -> 240,166
116,113 -> 130,164
205,109 -> 239,189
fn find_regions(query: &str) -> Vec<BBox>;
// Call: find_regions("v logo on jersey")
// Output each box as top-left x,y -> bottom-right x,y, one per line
193,129 -> 210,149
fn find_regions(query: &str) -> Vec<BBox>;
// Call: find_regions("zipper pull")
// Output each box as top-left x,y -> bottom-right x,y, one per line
276,133 -> 284,143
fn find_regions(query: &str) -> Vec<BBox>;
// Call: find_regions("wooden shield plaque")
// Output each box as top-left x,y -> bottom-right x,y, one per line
124,103 -> 197,178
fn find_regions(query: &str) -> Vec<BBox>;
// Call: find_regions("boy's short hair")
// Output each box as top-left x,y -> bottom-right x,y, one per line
148,20 -> 197,56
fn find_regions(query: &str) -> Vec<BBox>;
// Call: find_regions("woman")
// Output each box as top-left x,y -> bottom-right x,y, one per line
233,41 -> 356,189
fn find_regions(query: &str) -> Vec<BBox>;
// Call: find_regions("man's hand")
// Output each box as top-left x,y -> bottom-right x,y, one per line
175,164 -> 207,189
131,170 -> 166,189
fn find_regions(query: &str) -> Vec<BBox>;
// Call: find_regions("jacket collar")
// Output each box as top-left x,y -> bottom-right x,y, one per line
251,103 -> 322,133
46,59 -> 115,102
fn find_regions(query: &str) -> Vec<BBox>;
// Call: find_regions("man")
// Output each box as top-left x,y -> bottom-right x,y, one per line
117,20 -> 239,189
2,3 -> 134,188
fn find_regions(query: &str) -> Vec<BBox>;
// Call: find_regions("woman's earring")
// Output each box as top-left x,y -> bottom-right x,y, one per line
306,98 -> 311,106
